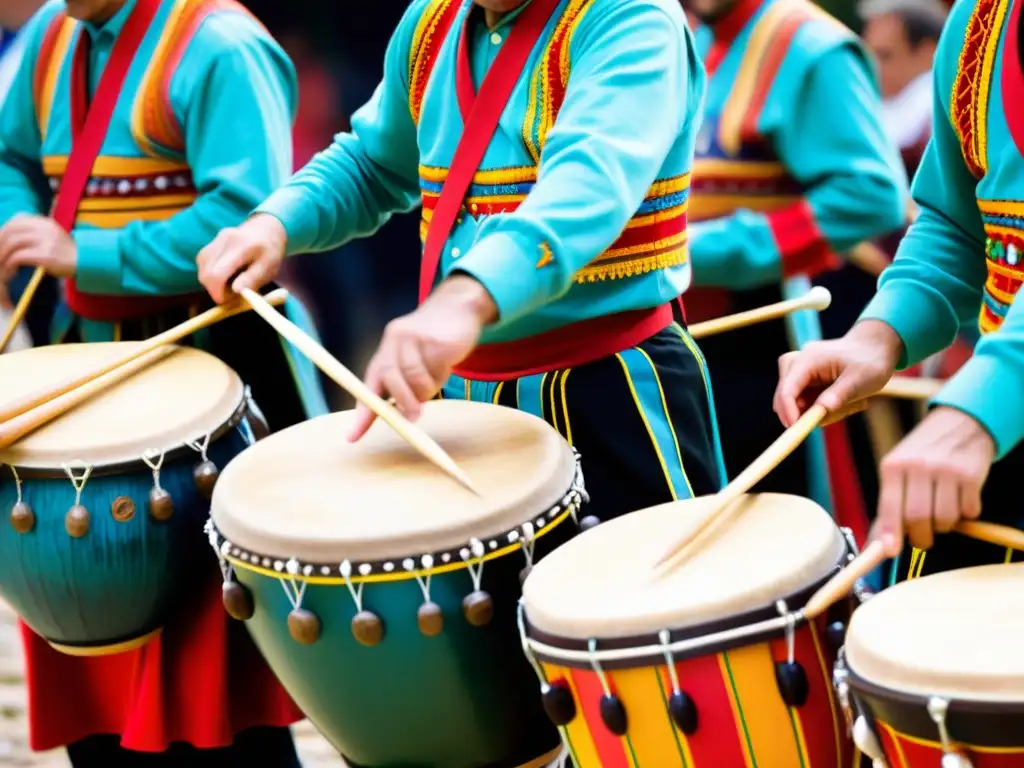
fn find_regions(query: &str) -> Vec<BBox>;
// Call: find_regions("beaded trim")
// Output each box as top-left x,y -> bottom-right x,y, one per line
208,450 -> 587,586
408,0 -> 462,125
979,200 -> 1024,333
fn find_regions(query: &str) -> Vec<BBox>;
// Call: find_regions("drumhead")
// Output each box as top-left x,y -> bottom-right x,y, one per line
0,343 -> 244,469
211,400 -> 577,563
522,493 -> 844,639
846,563 -> 1024,702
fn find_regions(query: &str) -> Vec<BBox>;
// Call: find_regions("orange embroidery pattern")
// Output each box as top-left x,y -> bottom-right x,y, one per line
408,0 -> 461,125
950,0 -> 1008,179
32,12 -> 75,140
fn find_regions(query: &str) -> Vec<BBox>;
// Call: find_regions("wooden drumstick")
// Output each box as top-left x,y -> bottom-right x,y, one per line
237,288 -> 479,495
0,346 -> 178,449
688,286 -> 833,340
801,521 -> 1024,621
847,242 -> 890,278
0,288 -> 290,425
0,266 -> 44,355
652,400 -> 864,574
877,376 -> 943,401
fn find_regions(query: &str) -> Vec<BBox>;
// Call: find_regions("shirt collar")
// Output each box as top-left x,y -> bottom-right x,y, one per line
82,0 -> 139,42
471,0 -> 533,32
710,0 -> 763,43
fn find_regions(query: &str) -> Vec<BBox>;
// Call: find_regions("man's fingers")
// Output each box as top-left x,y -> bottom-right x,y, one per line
398,339 -> 440,403
775,358 -> 817,427
932,474 -> 960,534
348,364 -> 385,442
380,365 -> 422,424
903,470 -> 934,552
875,466 -> 906,558
815,367 -> 869,413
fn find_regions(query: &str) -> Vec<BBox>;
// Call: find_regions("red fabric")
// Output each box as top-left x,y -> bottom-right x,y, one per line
823,421 -> 869,547
61,0 -> 204,322
681,287 -> 734,324
453,304 -> 673,380
766,200 -> 841,279
21,568 -> 303,752
705,0 -> 761,74
739,10 -> 805,144
419,0 -> 560,302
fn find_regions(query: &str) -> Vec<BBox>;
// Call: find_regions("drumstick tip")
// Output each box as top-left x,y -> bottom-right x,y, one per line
806,286 -> 832,311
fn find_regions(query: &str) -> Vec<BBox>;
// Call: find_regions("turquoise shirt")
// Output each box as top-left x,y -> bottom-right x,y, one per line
0,0 -> 297,296
687,0 -> 906,287
257,0 -> 705,345
859,0 -> 1024,459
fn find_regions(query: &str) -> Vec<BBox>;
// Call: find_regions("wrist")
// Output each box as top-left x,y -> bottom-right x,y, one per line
435,274 -> 499,325
246,213 -> 289,257
850,319 -> 904,369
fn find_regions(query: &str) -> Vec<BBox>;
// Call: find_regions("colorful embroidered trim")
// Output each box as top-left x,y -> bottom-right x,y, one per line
689,158 -> 803,222
951,0 -> 1008,179
978,200 -> 1024,333
32,12 -> 75,141
408,0 -> 462,125
419,165 -> 690,281
42,154 -> 195,229
131,0 -> 259,158
521,0 -> 594,163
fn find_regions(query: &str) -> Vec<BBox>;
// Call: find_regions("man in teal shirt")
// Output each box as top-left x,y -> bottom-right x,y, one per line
0,0 -> 325,764
199,0 -> 728,529
775,0 -> 1024,583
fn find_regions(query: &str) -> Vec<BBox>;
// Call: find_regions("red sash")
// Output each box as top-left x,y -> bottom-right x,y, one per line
59,0 -> 203,322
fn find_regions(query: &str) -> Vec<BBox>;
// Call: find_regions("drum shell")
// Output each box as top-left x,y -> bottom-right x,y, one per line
0,416 -> 253,652
234,516 -> 575,768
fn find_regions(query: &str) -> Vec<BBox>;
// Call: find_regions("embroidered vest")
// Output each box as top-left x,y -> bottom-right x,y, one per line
407,0 -> 691,284
950,0 -> 1023,335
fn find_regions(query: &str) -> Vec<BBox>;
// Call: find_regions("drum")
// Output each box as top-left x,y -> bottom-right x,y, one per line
519,492 -> 858,768
838,563 -> 1024,768
208,400 -> 588,768
0,343 -> 257,655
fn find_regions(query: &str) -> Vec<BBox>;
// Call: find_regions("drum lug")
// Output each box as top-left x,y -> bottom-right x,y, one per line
833,652 -> 854,734
541,681 -> 577,726
774,600 -> 809,707
599,693 -> 628,736
928,697 -> 973,768
853,716 -> 885,763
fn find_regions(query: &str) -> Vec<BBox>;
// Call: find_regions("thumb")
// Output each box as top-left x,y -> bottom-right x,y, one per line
348,402 -> 376,443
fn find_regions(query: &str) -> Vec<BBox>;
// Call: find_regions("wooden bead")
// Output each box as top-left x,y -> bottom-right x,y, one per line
193,460 -> 219,498
417,602 -> 444,637
462,590 -> 494,627
287,608 -> 321,645
148,488 -> 174,522
65,505 -> 90,538
111,496 -> 135,523
579,515 -> 601,532
9,502 -> 34,534
351,610 -> 385,647
222,581 -> 255,621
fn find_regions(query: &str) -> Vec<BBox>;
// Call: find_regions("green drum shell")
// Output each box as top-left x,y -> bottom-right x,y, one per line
0,419 -> 253,650
231,514 -> 576,768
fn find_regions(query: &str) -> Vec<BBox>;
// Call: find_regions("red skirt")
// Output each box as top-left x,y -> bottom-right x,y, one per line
21,571 -> 303,753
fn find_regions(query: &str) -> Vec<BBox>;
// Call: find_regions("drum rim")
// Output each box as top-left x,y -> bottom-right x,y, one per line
4,393 -> 252,479
847,666 -> 1024,714
520,534 -> 852,670
206,450 -> 587,586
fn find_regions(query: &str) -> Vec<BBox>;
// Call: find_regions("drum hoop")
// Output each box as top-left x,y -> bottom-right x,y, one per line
520,532 -> 854,670
846,665 -> 1024,716
207,452 -> 587,586
3,392 -> 252,479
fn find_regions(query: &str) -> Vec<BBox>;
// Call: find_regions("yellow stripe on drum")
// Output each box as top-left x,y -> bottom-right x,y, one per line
725,644 -> 804,766
607,665 -> 690,767
544,662 -> 601,768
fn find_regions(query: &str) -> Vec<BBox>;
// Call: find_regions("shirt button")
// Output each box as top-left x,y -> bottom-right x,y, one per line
451,247 -> 462,258
490,32 -> 502,44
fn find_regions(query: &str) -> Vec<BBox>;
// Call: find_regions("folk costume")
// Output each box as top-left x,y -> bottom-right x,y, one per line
257,0 -> 728,532
859,0 -> 1024,584
685,0 -> 908,544
0,0 -> 329,762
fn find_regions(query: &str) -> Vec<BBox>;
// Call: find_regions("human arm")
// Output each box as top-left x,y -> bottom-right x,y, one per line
690,38 -> 908,289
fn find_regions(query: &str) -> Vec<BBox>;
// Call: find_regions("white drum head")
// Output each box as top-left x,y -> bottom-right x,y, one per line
0,343 -> 244,469
210,400 -> 578,563
846,563 -> 1024,702
523,492 -> 844,639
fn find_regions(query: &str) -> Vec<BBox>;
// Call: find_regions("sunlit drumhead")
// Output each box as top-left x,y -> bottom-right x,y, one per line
0,343 -> 244,469
211,400 -> 577,563
846,563 -> 1024,701
523,493 -> 844,639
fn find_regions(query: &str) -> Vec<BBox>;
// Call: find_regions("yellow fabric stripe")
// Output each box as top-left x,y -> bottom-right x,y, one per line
983,256 -> 1024,279
43,155 -> 190,176
76,208 -> 188,227
692,158 -> 789,179
689,195 -> 799,223
38,19 -> 76,141
418,164 -> 538,184
545,663 -> 602,768
608,666 -> 687,767
627,202 -> 688,229
77,194 -> 196,212
725,644 -> 803,766
129,0 -> 190,156
979,198 -> 1024,217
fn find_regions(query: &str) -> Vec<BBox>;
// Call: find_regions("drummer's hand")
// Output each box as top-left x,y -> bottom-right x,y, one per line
773,320 -> 903,427
348,275 -> 498,442
197,214 -> 287,304
0,215 -> 77,280
873,406 -> 995,556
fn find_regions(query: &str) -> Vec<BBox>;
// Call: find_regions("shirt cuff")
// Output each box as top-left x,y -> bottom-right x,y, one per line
73,228 -> 123,294
254,187 -> 320,256
449,231 -> 560,327
930,353 -> 1024,460
858,282 -> 958,370
766,201 -> 840,279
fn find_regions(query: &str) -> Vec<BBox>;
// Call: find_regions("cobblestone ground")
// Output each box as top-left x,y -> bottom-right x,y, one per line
0,599 -> 342,767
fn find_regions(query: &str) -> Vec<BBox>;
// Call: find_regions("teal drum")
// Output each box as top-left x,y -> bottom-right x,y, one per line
208,400 -> 589,768
0,343 -> 258,656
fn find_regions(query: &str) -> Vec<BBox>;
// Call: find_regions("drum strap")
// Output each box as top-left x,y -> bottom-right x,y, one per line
418,0 -> 560,303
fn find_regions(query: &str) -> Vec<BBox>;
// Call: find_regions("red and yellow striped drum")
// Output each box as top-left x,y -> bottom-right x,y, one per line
519,493 -> 858,768
838,563 -> 1024,768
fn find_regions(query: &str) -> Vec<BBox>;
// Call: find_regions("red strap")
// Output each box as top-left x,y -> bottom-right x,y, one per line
418,0 -> 559,302
54,0 -> 162,232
